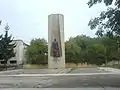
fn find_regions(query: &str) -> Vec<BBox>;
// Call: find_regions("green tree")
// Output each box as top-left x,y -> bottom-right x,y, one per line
85,43 -> 105,66
65,34 -> 120,66
0,24 -> 16,70
65,35 -> 91,65
26,38 -> 48,64
74,36 -> 88,64
65,37 -> 83,66
88,0 -> 120,36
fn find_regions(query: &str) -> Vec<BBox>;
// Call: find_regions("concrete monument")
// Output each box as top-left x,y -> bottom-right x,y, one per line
48,14 -> 65,68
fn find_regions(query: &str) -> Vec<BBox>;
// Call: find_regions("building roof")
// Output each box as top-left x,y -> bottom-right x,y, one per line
13,39 -> 29,46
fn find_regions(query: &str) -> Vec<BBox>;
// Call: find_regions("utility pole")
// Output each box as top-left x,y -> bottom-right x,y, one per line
0,20 -> 2,25
104,44 -> 107,67
44,53 -> 47,64
117,38 -> 120,64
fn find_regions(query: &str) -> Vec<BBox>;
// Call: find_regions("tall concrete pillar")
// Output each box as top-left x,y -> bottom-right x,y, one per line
48,14 -> 65,68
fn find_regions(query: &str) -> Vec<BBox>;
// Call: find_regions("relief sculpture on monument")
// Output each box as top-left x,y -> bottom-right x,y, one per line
51,38 -> 61,57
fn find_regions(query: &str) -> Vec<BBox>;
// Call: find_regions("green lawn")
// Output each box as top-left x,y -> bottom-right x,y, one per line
23,64 -> 48,69
105,64 -> 120,69
23,63 -> 96,69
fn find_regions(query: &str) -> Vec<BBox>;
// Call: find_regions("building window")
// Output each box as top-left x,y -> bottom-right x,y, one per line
1,61 -> 5,64
10,60 -> 17,64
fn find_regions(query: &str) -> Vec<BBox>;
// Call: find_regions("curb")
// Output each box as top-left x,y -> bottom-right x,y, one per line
98,67 -> 120,73
1,72 -> 120,77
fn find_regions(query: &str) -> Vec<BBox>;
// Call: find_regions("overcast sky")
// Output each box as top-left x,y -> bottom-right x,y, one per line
0,0 -> 107,44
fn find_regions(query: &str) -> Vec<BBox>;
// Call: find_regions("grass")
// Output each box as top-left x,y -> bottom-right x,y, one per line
23,64 -> 48,69
23,63 -> 97,69
66,63 -> 97,68
0,68 -> 4,71
105,64 -> 120,69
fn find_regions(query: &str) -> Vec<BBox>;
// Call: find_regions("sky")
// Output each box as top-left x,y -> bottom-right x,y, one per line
0,0 -> 107,44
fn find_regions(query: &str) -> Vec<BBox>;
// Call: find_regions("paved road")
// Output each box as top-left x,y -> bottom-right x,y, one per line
0,88 -> 119,90
0,68 -> 119,88
48,74 -> 120,88
0,74 -> 120,88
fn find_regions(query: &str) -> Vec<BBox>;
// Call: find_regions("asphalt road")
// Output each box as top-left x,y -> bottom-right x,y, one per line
0,74 -> 120,88
0,88 -> 119,90
0,68 -> 119,88
48,74 -> 120,88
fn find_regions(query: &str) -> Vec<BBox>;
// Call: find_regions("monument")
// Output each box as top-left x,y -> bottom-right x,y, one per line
48,14 -> 65,68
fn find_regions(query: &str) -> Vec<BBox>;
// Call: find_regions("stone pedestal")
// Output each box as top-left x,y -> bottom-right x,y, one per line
48,14 -> 65,68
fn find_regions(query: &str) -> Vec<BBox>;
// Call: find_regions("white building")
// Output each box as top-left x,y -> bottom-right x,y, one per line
0,40 -> 28,67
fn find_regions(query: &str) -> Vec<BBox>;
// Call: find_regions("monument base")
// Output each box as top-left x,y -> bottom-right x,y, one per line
48,57 -> 65,69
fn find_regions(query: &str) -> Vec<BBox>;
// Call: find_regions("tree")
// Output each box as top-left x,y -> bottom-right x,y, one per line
26,38 -> 48,64
85,43 -> 105,66
65,40 -> 81,66
0,24 -> 16,69
87,0 -> 120,65
65,35 -> 118,66
88,0 -> 120,36
65,35 -> 92,65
